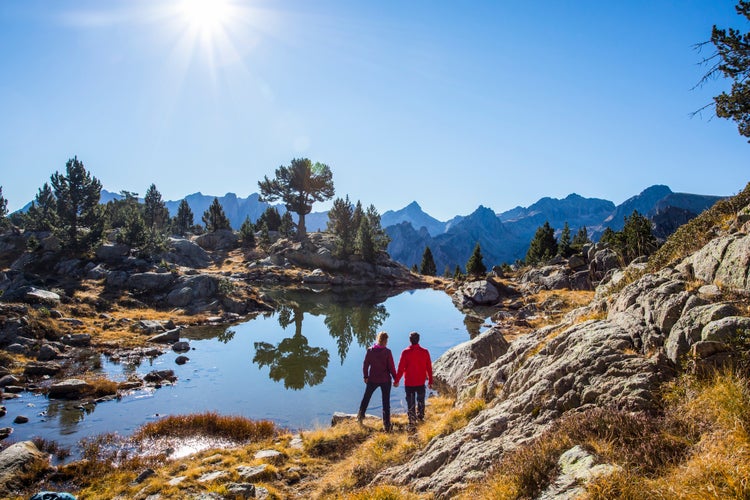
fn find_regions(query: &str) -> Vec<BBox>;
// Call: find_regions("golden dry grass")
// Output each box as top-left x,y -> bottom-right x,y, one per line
462,371 -> 750,500
132,411 -> 277,442
311,397 -> 482,498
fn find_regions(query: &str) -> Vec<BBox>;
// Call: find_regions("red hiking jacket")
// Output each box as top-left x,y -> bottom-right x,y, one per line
362,344 -> 396,384
395,344 -> 433,387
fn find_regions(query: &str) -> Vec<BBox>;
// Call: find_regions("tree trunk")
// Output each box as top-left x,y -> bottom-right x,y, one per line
297,212 -> 307,240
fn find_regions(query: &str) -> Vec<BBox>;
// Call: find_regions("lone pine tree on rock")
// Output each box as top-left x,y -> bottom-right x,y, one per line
466,242 -> 487,277
258,158 -> 335,240
420,246 -> 437,276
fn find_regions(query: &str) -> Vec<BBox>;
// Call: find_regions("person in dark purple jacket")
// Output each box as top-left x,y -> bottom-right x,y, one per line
357,331 -> 397,431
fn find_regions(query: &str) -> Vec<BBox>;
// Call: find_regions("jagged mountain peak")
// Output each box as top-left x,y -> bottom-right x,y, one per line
382,202 -> 446,237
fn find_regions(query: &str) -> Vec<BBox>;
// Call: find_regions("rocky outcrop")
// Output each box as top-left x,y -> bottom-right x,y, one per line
0,441 -> 49,490
452,280 -> 500,308
519,242 -> 625,293
195,229 -> 238,251
271,233 -> 419,286
432,326 -> 509,398
376,211 -> 750,497
161,237 -> 212,268
679,232 -> 750,290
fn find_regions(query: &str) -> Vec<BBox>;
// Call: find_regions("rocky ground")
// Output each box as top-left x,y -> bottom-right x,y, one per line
1,193 -> 749,498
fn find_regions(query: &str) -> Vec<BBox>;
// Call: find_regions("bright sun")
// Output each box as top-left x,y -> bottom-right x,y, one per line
179,0 -> 232,35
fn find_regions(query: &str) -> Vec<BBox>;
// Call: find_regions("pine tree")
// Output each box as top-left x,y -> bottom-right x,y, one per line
144,184 -> 169,230
411,264 -> 419,273
279,211 -> 296,238
257,157 -> 335,239
103,191 -> 139,230
355,216 -> 375,263
352,201 -> 364,235
25,183 -> 59,231
118,209 -> 147,248
327,196 -> 355,257
50,156 -> 103,253
443,265 -> 452,278
365,204 -> 390,251
599,227 -> 620,248
202,197 -> 231,232
571,226 -> 590,252
239,216 -> 256,248
466,242 -> 487,276
558,222 -> 572,257
175,199 -> 194,236
0,186 -> 7,229
259,222 -> 271,249
256,206 -> 282,232
420,246 -> 437,276
525,221 -> 557,265
621,210 -> 657,262
703,1 -> 750,140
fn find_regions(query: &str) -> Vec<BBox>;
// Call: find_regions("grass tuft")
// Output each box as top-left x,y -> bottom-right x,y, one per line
132,411 -> 277,442
303,420 -> 374,458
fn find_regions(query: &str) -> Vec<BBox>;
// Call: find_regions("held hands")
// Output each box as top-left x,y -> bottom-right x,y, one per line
393,381 -> 399,387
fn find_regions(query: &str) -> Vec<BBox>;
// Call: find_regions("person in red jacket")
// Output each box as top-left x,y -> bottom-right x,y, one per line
394,331 -> 433,428
357,331 -> 397,432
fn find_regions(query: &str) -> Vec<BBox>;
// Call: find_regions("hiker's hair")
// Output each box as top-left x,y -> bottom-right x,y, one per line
377,331 -> 389,345
409,331 -> 420,345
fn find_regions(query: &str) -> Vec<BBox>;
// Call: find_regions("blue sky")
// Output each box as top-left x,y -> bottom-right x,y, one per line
1,0 -> 747,220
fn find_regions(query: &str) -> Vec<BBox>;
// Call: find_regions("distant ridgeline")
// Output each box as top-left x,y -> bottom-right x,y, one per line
380,185 -> 725,272
14,184 -> 725,272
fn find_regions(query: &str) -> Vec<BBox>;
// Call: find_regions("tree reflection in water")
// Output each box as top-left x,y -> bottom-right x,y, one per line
252,288 -> 393,389
253,304 -> 330,390
325,303 -> 388,363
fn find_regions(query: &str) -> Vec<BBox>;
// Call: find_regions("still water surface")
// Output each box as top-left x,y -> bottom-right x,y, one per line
4,288 -> 476,450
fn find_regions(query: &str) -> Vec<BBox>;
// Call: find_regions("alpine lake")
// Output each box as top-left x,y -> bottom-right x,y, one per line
4,287 -> 487,458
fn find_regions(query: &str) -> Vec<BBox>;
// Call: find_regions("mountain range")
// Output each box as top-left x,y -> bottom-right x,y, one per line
17,184 -> 725,271
382,185 -> 723,271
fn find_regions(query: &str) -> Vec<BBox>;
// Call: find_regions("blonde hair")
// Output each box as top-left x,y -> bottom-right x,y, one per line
376,331 -> 389,345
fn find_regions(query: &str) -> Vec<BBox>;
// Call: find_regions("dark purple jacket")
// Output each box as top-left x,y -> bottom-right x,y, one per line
362,344 -> 396,384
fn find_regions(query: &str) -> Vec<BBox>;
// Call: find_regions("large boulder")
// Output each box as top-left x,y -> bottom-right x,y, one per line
452,280 -> 500,308
0,441 -> 49,490
127,272 -> 175,293
161,238 -> 212,268
167,274 -> 220,307
433,326 -> 509,398
95,243 -> 130,263
48,378 -> 92,399
148,327 -> 181,344
680,233 -> 750,291
665,302 -> 738,363
195,229 -> 238,251
0,318 -> 25,346
0,231 -> 26,263
589,247 -> 621,282
24,361 -> 62,377
23,287 -> 61,306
